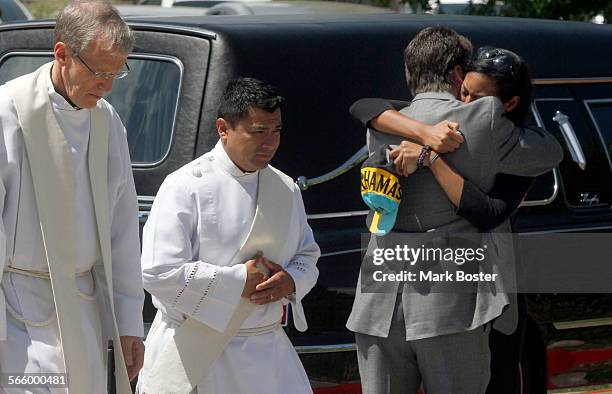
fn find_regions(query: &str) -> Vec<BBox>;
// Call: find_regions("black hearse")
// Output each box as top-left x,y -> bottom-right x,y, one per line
1,13 -> 611,392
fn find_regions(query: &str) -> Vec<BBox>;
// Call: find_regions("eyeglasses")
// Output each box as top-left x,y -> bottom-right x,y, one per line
75,54 -> 130,80
475,46 -> 522,81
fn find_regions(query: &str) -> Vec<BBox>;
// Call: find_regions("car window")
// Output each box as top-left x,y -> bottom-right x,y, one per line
521,107 -> 558,206
0,1 -> 31,22
584,100 -> 612,161
534,95 -> 612,209
0,53 -> 182,166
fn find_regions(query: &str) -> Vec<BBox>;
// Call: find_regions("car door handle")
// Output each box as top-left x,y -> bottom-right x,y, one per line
553,111 -> 587,170
297,145 -> 368,190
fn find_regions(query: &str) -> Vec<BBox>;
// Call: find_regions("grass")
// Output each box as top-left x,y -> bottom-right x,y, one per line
21,0 -> 134,20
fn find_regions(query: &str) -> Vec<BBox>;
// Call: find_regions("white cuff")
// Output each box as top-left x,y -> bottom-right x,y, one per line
285,267 -> 309,332
115,294 -> 145,337
188,264 -> 246,333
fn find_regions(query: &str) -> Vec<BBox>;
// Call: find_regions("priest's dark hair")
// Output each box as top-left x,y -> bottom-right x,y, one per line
217,77 -> 284,127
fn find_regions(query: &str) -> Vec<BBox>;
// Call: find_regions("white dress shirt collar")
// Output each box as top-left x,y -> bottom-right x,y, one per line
47,64 -> 82,111
212,140 -> 260,180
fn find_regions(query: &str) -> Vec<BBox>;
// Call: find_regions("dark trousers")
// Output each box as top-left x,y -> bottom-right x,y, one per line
486,294 -> 527,394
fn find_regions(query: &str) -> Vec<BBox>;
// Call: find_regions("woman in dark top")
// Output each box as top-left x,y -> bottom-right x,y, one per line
352,47 -> 545,393
353,99 -> 533,231
352,46 -> 537,230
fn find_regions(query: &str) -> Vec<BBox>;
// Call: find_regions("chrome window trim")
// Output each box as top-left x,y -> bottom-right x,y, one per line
295,343 -> 356,354
128,22 -> 217,40
138,195 -> 156,203
583,98 -> 612,173
0,51 -> 184,168
0,50 -> 52,63
138,195 -> 155,209
533,78 -> 612,85
321,248 -> 366,258
135,209 -> 612,229
520,103 -> 560,206
140,209 -> 371,223
530,101 -> 547,128
583,98 -> 612,104
519,169 -> 559,207
307,210 -> 369,220
15,1 -> 33,20
531,98 -> 574,102
122,53 -> 184,168
0,20 -> 218,40
0,20 -> 60,31
138,196 -> 155,223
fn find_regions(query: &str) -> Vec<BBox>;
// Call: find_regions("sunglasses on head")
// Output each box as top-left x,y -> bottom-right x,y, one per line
475,46 -> 522,81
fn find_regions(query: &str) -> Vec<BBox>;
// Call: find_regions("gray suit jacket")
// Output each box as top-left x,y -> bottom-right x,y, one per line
347,92 -> 563,340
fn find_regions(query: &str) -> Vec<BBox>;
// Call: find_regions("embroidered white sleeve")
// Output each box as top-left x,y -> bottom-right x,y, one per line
141,174 -> 247,333
173,261 -> 246,332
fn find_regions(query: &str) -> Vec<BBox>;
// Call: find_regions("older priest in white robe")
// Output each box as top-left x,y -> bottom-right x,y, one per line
139,78 -> 320,394
0,2 -> 144,393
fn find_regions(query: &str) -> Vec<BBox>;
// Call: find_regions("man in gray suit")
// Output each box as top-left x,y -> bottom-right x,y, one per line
347,27 -> 562,393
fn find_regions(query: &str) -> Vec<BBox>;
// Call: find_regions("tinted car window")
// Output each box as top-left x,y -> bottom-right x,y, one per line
585,100 -> 612,161
534,97 -> 612,208
0,0 -> 31,22
0,53 -> 182,165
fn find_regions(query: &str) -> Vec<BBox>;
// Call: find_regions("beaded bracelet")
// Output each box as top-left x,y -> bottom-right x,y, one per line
417,145 -> 431,170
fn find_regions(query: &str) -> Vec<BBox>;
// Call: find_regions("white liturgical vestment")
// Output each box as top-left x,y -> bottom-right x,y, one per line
0,63 -> 144,394
140,142 -> 320,394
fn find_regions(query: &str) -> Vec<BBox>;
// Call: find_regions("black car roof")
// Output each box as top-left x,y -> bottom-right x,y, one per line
2,14 -> 612,79
136,13 -> 612,79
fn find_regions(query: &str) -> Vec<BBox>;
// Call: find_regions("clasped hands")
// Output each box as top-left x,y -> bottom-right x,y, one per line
241,251 -> 295,305
390,120 -> 463,176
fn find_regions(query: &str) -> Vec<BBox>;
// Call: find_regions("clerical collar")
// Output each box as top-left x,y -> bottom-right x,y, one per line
47,65 -> 83,111
212,141 -> 260,179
